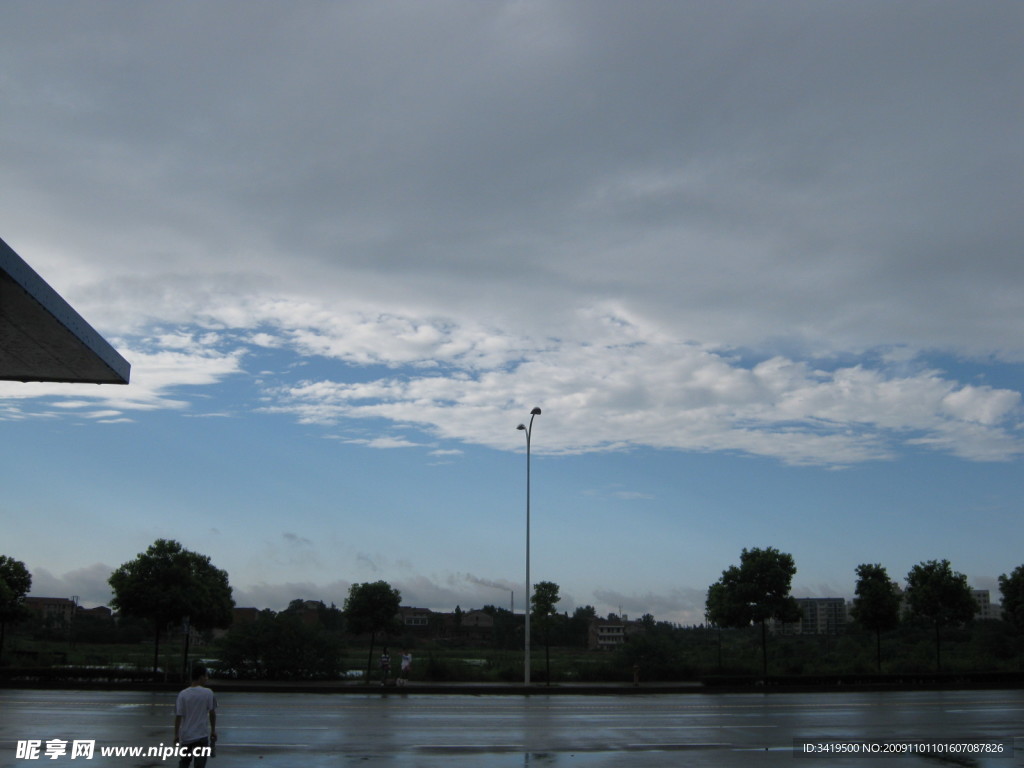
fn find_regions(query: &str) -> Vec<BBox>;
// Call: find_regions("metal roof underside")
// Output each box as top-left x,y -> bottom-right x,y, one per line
0,237 -> 130,385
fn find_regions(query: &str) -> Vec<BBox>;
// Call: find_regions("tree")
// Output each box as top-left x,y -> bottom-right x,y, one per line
108,539 -> 234,676
905,559 -> 977,672
998,565 -> 1024,633
219,608 -> 343,680
0,555 -> 32,661
531,581 -> 560,685
567,605 -> 597,648
850,563 -> 901,673
481,604 -> 519,649
705,547 -> 801,678
343,580 -> 401,682
218,609 -> 276,678
453,605 -> 464,638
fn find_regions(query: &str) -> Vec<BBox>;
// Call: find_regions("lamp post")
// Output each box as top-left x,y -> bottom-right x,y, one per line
517,406 -> 541,685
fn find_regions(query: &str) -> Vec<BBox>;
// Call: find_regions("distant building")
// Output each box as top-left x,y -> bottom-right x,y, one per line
399,606 -> 434,633
291,600 -> 326,627
899,588 -> 998,623
461,609 -> 494,631
589,618 -> 625,650
798,598 -> 847,635
25,597 -> 76,625
772,598 -> 848,635
448,609 -> 495,642
588,615 -> 647,650
972,590 -> 997,621
232,607 -> 261,625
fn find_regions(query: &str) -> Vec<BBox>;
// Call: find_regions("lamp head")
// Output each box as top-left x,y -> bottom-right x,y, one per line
530,407 -> 542,415
517,424 -> 527,431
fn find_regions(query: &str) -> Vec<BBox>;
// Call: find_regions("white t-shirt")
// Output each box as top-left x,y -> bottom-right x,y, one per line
175,685 -> 217,744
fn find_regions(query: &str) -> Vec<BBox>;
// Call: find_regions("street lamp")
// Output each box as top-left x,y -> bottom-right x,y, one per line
517,406 -> 541,685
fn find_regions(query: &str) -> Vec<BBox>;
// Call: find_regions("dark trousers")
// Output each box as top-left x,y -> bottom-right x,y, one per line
178,737 -> 210,768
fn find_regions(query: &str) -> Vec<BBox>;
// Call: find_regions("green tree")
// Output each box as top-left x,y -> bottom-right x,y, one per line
705,546 -> 801,678
219,608 -> 343,680
998,565 -> 1024,633
905,559 -> 978,672
343,580 -> 401,682
531,581 -> 561,685
217,609 -> 276,678
567,605 -> 597,648
850,563 -> 901,672
108,539 -> 234,675
0,555 -> 32,661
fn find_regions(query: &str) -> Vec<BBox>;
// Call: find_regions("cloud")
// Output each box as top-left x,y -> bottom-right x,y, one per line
281,532 -> 314,548
0,339 -> 246,416
28,564 -> 115,609
0,2 -> 1021,470
346,436 -> 424,450
260,323 -> 1023,465
233,580 -> 352,613
3,278 -> 1021,466
585,485 -> 655,502
2,4 -> 1019,348
592,587 -> 709,626
232,571 -> 519,616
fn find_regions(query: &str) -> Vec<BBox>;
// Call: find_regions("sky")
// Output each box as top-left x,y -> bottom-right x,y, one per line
1,1 -> 1022,625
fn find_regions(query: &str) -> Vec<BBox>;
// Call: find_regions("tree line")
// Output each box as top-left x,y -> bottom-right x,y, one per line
705,546 -> 1024,677
1,540 -> 578,681
5,541 -> 1024,682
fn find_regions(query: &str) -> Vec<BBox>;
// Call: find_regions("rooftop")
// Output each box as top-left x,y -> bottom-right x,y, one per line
0,237 -> 129,385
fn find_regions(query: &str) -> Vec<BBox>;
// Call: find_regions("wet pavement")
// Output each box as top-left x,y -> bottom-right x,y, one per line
1,687 -> 1022,766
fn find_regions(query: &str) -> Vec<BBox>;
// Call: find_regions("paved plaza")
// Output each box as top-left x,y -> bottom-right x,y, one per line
2,687 -> 1022,767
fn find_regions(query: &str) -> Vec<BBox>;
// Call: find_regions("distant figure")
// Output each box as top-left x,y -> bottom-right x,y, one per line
380,647 -> 391,686
174,664 -> 217,768
398,649 -> 412,686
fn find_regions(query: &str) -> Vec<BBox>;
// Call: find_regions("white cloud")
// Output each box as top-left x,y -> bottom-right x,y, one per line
83,410 -> 124,420
256,321 -> 1023,465
941,385 -> 1021,426
349,436 -> 424,450
0,343 -> 246,415
3,278 -> 1021,465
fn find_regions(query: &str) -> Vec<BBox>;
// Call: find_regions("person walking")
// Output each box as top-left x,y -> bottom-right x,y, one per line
398,649 -> 412,686
174,664 -> 217,768
379,647 -> 391,686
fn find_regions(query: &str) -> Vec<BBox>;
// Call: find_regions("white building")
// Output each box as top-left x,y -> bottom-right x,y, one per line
972,590 -> 998,621
771,598 -> 848,635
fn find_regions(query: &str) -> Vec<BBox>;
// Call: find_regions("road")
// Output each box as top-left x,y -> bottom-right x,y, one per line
1,688 -> 1021,766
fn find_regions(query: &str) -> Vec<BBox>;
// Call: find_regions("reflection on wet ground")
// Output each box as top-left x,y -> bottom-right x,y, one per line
1,688 -> 1021,767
